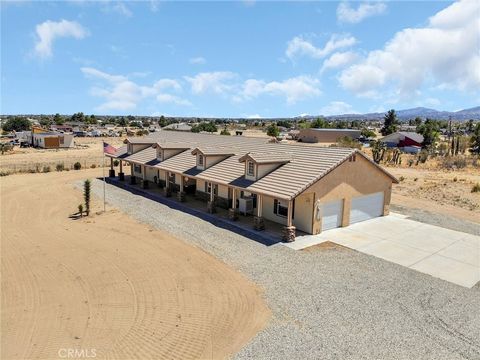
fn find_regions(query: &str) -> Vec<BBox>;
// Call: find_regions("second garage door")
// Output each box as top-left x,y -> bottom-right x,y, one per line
350,192 -> 384,225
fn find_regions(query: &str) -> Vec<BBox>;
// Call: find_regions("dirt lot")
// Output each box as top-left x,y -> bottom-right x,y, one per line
0,137 -> 127,173
1,169 -> 270,359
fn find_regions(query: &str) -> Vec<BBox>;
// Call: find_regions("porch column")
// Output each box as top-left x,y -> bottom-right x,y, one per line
165,172 -> 171,197
130,163 -> 136,184
118,160 -> 124,181
253,194 -> 265,230
228,188 -> 238,220
141,166 -> 149,189
108,157 -> 115,177
207,183 -> 216,213
177,176 -> 186,202
282,199 -> 296,242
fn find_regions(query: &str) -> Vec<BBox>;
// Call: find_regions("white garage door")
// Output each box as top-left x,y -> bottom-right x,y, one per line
350,192 -> 384,224
321,200 -> 344,231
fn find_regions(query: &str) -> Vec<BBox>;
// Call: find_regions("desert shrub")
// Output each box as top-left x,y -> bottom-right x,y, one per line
78,204 -> 83,217
90,164 -> 97,169
73,162 -> 82,170
440,156 -> 467,170
0,171 -> 11,176
399,176 -> 405,182
113,159 -> 119,167
28,169 -> 37,173
42,166 -> 51,173
472,183 -> 480,193
407,159 -> 414,167
453,177 -> 457,182
418,150 -> 429,164
334,136 -> 362,149
56,163 -> 64,172
414,177 -> 418,182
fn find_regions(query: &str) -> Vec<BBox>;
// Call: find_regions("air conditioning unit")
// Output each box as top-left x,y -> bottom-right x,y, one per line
238,197 -> 254,215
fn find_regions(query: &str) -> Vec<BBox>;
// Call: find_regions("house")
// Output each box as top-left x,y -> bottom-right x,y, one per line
106,132 -> 397,242
32,131 -> 74,148
298,128 -> 361,143
50,125 -> 73,132
380,132 -> 424,149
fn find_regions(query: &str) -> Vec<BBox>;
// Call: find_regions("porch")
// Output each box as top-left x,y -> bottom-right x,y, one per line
105,174 -> 305,245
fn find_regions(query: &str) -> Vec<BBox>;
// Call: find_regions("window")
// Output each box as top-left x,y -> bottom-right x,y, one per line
198,155 -> 204,166
273,199 -> 288,217
134,164 -> 142,174
204,182 -> 217,195
247,161 -> 255,176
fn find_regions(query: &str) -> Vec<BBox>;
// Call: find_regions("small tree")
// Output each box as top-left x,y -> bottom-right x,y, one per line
371,140 -> 386,164
84,179 -> 91,216
266,124 -> 280,137
220,127 -> 230,135
73,162 -> 82,170
380,109 -> 399,136
469,122 -> 480,154
78,204 -> 83,217
1,117 -> 31,132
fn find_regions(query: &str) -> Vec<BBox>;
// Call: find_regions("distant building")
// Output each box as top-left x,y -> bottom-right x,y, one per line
33,132 -> 74,148
163,123 -> 192,132
298,128 -> 361,143
380,132 -> 423,147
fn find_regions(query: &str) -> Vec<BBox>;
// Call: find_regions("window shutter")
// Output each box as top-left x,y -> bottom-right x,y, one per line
273,199 -> 278,214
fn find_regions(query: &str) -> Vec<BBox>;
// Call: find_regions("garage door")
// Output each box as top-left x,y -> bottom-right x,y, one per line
321,199 -> 343,231
350,192 -> 384,224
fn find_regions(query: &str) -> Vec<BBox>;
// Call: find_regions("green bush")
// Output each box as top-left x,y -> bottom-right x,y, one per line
56,163 -> 64,172
113,159 -> 119,167
42,166 -> 51,173
90,164 -> 96,169
73,162 -> 82,170
472,183 -> 480,193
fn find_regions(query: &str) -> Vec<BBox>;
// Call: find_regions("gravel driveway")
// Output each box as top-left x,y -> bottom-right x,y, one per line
92,180 -> 480,360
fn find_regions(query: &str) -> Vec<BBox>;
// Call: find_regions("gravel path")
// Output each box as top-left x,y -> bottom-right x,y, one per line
391,204 -> 480,236
91,180 -> 480,360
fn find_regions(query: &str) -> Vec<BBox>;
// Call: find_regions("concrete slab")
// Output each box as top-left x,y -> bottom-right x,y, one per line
359,240 -> 431,267
437,240 -> 480,267
284,215 -> 480,288
410,254 -> 480,288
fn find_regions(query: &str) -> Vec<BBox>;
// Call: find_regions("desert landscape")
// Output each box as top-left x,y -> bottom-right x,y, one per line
1,168 -> 270,359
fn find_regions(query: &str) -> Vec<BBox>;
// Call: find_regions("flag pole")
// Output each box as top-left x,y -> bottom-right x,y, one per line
102,144 -> 106,212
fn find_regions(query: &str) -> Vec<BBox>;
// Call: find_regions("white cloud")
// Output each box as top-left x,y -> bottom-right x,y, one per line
241,76 -> 321,104
184,71 -> 237,94
337,1 -> 387,24
34,19 -> 87,58
338,0 -> 480,98
81,67 -> 190,111
320,101 -> 356,115
149,0 -> 160,12
246,114 -> 262,119
110,2 -> 132,17
286,34 -> 356,60
189,56 -> 206,65
156,94 -> 192,106
320,51 -> 358,72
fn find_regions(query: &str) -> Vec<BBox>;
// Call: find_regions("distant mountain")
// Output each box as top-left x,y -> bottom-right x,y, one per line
323,106 -> 480,121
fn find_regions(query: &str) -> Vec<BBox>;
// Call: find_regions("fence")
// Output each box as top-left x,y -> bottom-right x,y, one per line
0,158 -> 118,175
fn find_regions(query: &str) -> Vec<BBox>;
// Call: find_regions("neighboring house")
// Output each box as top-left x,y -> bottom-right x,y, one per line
298,128 -> 361,143
107,132 -> 397,242
380,132 -> 424,148
33,132 -> 74,148
51,125 -> 73,132
163,123 -> 192,132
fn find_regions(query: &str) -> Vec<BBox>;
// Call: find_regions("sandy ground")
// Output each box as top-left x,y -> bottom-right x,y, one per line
1,169 -> 270,360
0,137 -> 127,172
388,167 -> 480,223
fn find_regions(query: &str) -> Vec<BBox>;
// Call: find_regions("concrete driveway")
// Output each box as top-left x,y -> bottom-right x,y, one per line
288,213 -> 480,288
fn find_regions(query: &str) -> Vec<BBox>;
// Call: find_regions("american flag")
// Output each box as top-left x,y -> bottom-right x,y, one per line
103,141 -> 117,155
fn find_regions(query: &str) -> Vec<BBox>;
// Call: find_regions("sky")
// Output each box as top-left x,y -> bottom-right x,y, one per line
1,0 -> 479,118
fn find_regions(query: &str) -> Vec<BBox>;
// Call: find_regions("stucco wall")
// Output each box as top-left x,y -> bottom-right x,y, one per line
262,195 -> 288,226
298,129 -> 361,143
301,155 -> 393,234
205,155 -> 227,168
144,166 -> 159,182
257,163 -> 281,179
293,192 -> 314,233
131,144 -> 151,154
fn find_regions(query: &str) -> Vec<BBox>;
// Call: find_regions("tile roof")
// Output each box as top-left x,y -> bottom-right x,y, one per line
111,131 -> 397,200
238,152 -> 292,164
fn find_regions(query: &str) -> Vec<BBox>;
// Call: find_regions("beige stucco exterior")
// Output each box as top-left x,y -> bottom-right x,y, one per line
299,155 -> 393,234
298,128 -> 361,143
